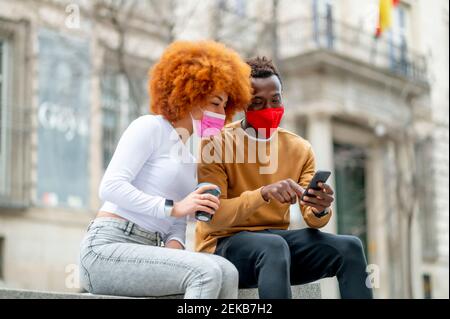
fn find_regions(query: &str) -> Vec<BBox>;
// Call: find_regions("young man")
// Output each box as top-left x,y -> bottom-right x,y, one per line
195,57 -> 373,299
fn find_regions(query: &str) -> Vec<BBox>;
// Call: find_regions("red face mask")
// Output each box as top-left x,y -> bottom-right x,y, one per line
245,106 -> 285,138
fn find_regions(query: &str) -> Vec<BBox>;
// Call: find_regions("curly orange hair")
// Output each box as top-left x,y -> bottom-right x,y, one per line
149,40 -> 252,123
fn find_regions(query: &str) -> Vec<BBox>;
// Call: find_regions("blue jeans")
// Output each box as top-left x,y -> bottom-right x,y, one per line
79,217 -> 238,299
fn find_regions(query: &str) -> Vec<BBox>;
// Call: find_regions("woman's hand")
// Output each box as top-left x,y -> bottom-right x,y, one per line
170,184 -> 220,218
165,240 -> 184,250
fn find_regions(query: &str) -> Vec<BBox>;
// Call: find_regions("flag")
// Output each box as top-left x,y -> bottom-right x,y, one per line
375,0 -> 400,38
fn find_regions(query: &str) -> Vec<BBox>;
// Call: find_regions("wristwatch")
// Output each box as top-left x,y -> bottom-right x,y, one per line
314,208 -> 330,218
164,199 -> 174,216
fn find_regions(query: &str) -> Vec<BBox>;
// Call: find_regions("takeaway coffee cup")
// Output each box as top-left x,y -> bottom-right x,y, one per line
195,182 -> 221,222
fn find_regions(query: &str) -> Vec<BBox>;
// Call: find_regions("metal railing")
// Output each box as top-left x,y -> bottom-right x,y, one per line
278,16 -> 428,84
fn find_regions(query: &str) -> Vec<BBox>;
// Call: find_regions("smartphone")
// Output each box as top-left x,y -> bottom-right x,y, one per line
301,170 -> 331,201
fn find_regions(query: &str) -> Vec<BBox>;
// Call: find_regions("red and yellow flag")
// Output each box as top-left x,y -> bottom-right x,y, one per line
375,0 -> 400,38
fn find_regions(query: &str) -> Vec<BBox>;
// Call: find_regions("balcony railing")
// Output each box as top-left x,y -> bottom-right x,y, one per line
279,16 -> 428,85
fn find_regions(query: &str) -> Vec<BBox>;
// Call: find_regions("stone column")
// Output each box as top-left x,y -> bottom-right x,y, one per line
306,113 -> 337,233
283,113 -> 304,229
366,140 -> 390,298
306,113 -> 340,299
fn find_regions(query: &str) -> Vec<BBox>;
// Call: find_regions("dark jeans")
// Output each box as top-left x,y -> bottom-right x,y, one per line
214,228 -> 373,299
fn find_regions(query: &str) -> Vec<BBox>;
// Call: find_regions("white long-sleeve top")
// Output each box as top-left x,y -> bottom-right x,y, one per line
99,115 -> 197,247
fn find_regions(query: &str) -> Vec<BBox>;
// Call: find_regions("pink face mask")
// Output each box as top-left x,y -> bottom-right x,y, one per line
192,110 -> 226,138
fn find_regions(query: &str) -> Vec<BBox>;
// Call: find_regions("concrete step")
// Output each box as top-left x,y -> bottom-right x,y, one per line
0,283 -> 321,299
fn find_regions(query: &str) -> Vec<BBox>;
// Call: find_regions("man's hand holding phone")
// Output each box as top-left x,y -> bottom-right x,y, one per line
260,172 -> 335,216
300,182 -> 334,215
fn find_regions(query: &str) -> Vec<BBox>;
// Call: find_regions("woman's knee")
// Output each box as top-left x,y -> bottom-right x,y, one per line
220,258 -> 239,284
203,253 -> 238,283
183,257 -> 223,298
208,255 -> 239,298
192,256 -> 223,287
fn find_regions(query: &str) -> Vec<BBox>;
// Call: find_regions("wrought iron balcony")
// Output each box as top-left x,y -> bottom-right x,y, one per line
279,16 -> 428,85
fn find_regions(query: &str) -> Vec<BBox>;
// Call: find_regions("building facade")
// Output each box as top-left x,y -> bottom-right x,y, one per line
0,0 -> 448,298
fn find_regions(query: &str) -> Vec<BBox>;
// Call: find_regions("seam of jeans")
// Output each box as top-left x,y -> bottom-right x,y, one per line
80,228 -> 101,292
85,229 -> 206,298
79,259 -> 93,292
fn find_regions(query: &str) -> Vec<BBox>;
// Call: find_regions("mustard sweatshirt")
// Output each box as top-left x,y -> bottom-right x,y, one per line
195,120 -> 332,254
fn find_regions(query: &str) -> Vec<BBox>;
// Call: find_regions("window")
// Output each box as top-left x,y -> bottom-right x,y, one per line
0,236 -> 4,280
101,67 -> 148,170
219,0 -> 247,17
36,30 -> 90,209
415,138 -> 438,261
101,72 -> 122,170
312,0 -> 334,49
0,41 -> 3,147
334,143 -> 368,257
0,39 -> 9,197
0,20 -> 30,209
389,3 -> 411,76
234,0 -> 247,17
422,274 -> 432,299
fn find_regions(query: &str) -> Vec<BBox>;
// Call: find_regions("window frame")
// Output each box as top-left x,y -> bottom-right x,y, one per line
100,52 -> 151,172
0,38 -> 10,197
388,2 -> 412,75
100,71 -> 123,171
0,236 -> 4,281
0,18 -> 31,209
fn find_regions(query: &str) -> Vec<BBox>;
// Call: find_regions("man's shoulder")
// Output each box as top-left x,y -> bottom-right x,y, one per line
277,127 -> 312,150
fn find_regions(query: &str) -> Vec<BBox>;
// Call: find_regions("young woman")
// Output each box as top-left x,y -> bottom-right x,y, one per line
79,41 -> 252,299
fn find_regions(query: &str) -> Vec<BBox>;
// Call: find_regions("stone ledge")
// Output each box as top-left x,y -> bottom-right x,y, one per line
0,283 -> 321,299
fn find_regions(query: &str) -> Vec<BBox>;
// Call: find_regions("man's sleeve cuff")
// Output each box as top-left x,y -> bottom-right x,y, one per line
245,187 -> 269,210
313,208 -> 330,218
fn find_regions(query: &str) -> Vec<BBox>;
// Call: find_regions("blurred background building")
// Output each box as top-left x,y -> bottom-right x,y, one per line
0,0 -> 448,298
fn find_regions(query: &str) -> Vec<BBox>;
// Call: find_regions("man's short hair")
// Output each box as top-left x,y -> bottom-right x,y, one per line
246,56 -> 282,86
